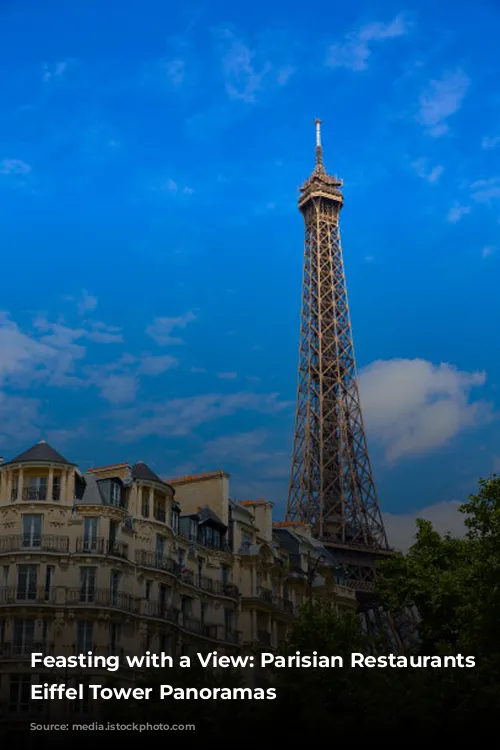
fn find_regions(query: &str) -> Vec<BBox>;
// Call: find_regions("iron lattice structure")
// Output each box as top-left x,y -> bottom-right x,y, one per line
286,121 -> 391,586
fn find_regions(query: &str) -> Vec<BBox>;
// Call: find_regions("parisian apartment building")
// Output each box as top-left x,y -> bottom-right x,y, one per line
0,440 -> 356,717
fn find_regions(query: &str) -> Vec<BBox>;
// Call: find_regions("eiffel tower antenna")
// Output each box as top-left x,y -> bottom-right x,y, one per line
286,119 -> 391,588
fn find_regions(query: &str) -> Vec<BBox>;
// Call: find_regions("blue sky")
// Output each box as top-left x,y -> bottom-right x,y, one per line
1,0 -> 499,542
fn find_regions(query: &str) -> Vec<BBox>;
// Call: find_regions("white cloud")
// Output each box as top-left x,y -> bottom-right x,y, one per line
0,159 -> 31,175
114,392 -> 291,440
384,501 -> 465,552
447,203 -> 471,223
359,358 -> 492,462
418,69 -> 470,136
97,374 -> 138,404
0,391 -> 42,448
217,371 -> 238,379
0,314 -> 85,389
482,246 -> 496,258
481,135 -> 500,150
471,176 -> 500,204
157,179 -> 194,195
411,158 -> 444,183
138,355 -> 178,375
42,60 -> 71,83
326,15 -> 410,71
78,290 -> 97,315
146,311 -> 196,345
212,27 -> 293,103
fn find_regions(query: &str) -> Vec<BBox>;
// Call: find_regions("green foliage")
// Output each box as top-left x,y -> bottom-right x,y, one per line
270,475 -> 500,734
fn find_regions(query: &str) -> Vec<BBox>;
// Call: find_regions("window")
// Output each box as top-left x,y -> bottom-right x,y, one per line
221,566 -> 229,585
159,583 -> 169,616
44,566 -> 54,601
42,620 -> 49,644
52,476 -> 61,502
197,557 -> 203,581
3,565 -> 9,586
203,526 -> 213,547
178,548 -> 186,572
171,509 -> 179,534
110,571 -> 120,605
83,517 -> 99,551
224,608 -> 234,636
141,493 -> 149,518
109,521 -> 118,552
76,621 -> 93,653
11,477 -> 18,502
156,535 -> 166,560
213,529 -> 221,549
242,534 -> 252,549
79,567 -> 96,603
9,675 -> 31,713
26,476 -> 47,501
159,634 -> 171,654
13,619 -> 35,655
181,596 -> 192,618
74,682 -> 90,715
200,602 -> 206,624
22,514 -> 42,548
16,565 -> 37,601
110,482 -> 121,507
145,580 -> 152,600
109,623 -> 120,653
188,519 -> 197,541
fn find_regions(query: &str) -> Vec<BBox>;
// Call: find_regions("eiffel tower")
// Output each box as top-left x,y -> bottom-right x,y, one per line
286,120 -> 392,592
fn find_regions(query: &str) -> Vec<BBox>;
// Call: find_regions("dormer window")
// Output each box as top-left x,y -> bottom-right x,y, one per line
110,482 -> 121,507
188,519 -> 197,541
171,509 -> 179,535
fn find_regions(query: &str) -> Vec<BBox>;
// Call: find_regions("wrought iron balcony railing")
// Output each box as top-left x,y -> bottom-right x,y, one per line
197,577 -> 239,599
0,641 -> 55,657
65,588 -> 140,613
0,586 -> 56,605
75,538 -> 128,559
142,600 -> 179,624
135,550 -> 179,575
256,587 -> 273,604
272,596 -> 294,614
0,535 -> 69,554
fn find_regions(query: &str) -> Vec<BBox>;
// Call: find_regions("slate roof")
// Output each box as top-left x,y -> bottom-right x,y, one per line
76,474 -> 104,506
197,505 -> 226,528
131,462 -> 168,486
6,441 -> 73,466
180,504 -> 227,528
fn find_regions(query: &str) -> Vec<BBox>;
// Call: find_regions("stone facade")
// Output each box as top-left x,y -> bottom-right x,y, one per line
0,441 -> 356,718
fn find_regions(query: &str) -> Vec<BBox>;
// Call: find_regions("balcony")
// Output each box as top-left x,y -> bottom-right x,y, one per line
272,596 -> 294,615
0,535 -> 69,554
257,587 -> 273,604
198,577 -> 239,599
182,615 -> 203,634
135,550 -> 179,575
180,569 -> 195,586
0,586 -> 56,605
153,508 -> 166,523
0,641 -> 55,657
143,600 -> 179,624
65,588 -> 140,613
75,538 -> 128,559
106,540 -> 128,559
